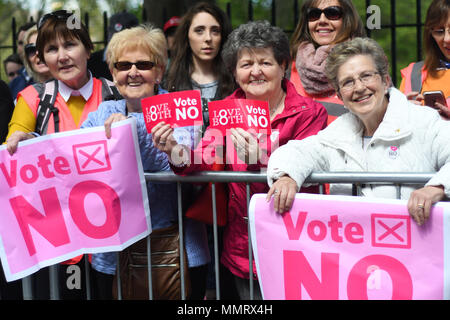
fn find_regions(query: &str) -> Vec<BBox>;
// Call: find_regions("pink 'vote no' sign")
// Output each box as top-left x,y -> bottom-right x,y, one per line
142,90 -> 203,132
208,99 -> 271,135
249,193 -> 450,300
0,119 -> 151,281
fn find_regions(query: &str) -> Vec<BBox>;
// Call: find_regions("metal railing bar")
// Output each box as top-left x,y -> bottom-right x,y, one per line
21,276 -> 33,300
84,255 -> 91,300
319,184 -> 324,194
211,183 -> 221,300
396,184 -> 402,200
144,171 -> 434,184
49,265 -> 59,300
116,253 -> 122,300
246,183 -> 254,300
357,184 -> 363,196
147,234 -> 153,300
177,182 -> 186,300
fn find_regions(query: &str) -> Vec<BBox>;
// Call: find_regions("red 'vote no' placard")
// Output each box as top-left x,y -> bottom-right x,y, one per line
208,99 -> 271,135
142,90 -> 203,132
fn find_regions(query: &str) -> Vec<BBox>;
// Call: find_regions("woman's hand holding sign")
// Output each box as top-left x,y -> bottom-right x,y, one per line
103,113 -> 127,139
152,122 -> 191,167
407,185 -> 445,226
151,122 -> 177,154
6,131 -> 35,155
266,175 -> 298,214
230,128 -> 261,165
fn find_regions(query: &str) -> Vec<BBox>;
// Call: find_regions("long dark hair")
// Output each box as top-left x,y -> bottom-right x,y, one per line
166,2 -> 235,98
290,0 -> 365,60
424,0 -> 450,78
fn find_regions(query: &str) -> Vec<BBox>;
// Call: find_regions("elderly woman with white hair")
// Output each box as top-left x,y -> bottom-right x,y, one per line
267,37 -> 450,227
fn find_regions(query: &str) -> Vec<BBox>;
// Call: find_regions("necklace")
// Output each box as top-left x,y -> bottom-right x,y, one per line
270,91 -> 286,119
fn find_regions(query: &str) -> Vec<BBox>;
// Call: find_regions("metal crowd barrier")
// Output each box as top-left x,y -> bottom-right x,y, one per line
15,171 -> 433,300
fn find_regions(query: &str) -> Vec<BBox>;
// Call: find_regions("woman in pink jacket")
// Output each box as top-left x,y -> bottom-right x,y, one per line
152,20 -> 328,299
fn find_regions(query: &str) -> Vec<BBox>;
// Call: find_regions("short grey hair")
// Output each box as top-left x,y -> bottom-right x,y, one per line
325,37 -> 391,91
221,20 -> 290,73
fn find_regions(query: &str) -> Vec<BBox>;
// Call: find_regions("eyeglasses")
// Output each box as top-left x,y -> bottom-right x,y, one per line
431,27 -> 450,39
7,70 -> 21,78
339,71 -> 380,93
24,43 -> 37,58
307,6 -> 343,22
113,61 -> 156,71
38,10 -> 73,30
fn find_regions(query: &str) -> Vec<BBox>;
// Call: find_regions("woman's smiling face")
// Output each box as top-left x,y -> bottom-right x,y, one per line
112,48 -> 163,103
308,0 -> 343,46
337,54 -> 389,122
234,47 -> 285,101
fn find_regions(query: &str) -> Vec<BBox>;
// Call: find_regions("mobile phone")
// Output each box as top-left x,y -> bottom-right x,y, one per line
423,90 -> 448,109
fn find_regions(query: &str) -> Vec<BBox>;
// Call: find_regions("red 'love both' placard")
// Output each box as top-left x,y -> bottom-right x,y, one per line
141,90 -> 203,132
208,99 -> 271,135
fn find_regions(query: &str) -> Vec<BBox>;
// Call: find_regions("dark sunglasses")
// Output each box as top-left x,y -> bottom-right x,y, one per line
114,61 -> 156,71
307,6 -> 343,22
24,43 -> 37,57
7,71 -> 20,78
38,10 -> 74,30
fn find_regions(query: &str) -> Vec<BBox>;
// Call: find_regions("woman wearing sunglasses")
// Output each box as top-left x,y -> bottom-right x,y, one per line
81,24 -> 209,300
22,25 -> 52,83
400,0 -> 450,118
290,0 -> 365,124
4,10 -> 120,299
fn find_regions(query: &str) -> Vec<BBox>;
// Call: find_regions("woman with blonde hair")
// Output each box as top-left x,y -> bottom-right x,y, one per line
82,24 -> 210,300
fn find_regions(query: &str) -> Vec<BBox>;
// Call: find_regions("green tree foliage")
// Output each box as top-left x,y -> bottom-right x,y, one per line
0,0 -> 33,80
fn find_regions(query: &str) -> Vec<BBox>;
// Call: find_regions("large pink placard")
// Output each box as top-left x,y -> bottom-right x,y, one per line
0,118 -> 151,281
208,99 -> 271,135
249,193 -> 450,300
142,90 -> 203,132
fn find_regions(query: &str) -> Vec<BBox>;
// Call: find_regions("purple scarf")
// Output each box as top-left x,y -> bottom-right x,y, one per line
295,41 -> 336,96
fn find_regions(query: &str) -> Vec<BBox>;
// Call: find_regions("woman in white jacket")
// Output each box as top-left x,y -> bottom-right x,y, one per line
267,37 -> 450,226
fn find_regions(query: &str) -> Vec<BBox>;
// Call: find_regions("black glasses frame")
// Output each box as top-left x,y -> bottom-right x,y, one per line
7,70 -> 21,78
37,10 -> 74,30
24,43 -> 37,57
113,61 -> 156,71
307,6 -> 343,22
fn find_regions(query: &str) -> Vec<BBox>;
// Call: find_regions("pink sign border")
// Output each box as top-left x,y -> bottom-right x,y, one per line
249,193 -> 450,300
0,118 -> 151,282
